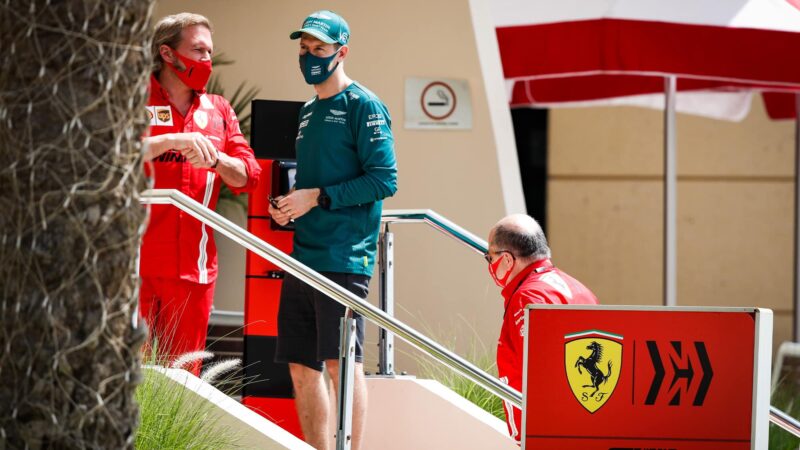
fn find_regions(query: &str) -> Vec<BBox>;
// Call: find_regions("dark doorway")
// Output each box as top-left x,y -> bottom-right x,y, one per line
511,108 -> 549,233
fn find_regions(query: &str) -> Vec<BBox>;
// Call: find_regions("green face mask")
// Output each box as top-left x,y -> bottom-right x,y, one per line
298,48 -> 341,85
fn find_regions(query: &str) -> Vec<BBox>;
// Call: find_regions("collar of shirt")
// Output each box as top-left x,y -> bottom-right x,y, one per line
149,74 -> 208,113
150,73 -> 174,105
501,258 -> 555,305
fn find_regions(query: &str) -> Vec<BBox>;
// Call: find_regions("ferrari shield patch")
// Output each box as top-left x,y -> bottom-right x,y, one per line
564,330 -> 623,413
193,110 -> 208,129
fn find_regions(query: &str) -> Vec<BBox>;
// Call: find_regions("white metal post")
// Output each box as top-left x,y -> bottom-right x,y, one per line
336,309 -> 357,450
378,227 -> 395,375
664,76 -> 678,307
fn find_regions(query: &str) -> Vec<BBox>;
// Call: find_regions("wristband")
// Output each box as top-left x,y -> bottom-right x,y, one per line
317,187 -> 331,210
211,149 -> 220,169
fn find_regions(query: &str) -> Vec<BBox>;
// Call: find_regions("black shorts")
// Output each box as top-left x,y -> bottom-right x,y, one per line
275,272 -> 369,371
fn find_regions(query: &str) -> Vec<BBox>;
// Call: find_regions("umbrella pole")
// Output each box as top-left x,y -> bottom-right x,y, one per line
664,77 -> 677,307
795,93 -> 800,341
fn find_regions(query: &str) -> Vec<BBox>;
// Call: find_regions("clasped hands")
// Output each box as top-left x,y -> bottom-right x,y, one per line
171,132 -> 219,169
268,188 -> 320,225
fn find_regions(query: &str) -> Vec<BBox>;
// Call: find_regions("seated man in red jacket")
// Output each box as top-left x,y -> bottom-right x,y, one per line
486,214 -> 599,443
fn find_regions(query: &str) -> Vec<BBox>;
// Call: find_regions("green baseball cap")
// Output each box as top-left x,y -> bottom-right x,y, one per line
289,10 -> 350,45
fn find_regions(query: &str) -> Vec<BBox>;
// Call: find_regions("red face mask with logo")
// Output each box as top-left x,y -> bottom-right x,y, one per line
167,49 -> 212,91
488,253 -> 515,287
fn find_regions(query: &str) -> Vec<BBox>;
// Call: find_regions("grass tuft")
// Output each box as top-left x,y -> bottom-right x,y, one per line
201,358 -> 242,384
417,351 -> 505,421
135,344 -> 242,449
410,317 -> 506,421
170,350 -> 214,370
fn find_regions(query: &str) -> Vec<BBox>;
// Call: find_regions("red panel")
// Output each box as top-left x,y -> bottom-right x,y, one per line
244,277 -> 282,336
242,396 -> 304,440
247,218 -> 293,276
524,309 -> 756,449
244,160 -> 303,440
245,158 -> 294,337
248,159 -> 273,217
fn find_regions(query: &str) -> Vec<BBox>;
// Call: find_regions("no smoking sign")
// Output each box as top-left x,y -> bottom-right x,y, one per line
405,77 -> 472,129
421,81 -> 457,120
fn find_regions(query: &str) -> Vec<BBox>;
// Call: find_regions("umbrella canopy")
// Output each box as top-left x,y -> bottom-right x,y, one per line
494,0 -> 800,116
492,0 -> 800,322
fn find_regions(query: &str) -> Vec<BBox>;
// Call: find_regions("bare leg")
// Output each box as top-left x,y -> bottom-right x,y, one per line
289,363 -> 331,450
327,360 -> 367,450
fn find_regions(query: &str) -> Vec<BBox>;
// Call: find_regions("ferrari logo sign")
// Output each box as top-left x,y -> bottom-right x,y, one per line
565,330 -> 623,413
526,307 -> 768,449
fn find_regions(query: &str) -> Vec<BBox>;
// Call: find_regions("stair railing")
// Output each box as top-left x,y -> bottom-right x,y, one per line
139,189 -> 800,446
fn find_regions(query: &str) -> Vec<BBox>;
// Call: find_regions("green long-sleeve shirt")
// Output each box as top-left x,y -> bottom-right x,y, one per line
292,82 -> 398,276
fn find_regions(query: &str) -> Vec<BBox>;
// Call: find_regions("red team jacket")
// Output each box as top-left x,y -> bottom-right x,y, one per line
497,258 -> 598,443
140,75 -> 261,284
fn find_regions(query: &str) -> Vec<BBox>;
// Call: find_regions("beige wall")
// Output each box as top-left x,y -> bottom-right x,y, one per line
549,96 -> 796,351
154,0 -> 517,372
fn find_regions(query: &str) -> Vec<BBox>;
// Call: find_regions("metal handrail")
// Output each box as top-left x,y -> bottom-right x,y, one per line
139,189 -> 522,409
209,308 -> 245,327
375,209 -> 488,377
771,405 -> 800,437
140,189 -> 800,438
382,209 -> 488,254
381,209 -> 800,439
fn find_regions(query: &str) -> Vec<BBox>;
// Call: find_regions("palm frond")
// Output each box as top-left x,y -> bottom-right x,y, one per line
228,85 -> 261,117
205,76 -> 225,97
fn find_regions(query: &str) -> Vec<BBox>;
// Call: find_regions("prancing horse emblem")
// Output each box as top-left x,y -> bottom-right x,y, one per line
576,341 -> 613,397
564,331 -> 623,413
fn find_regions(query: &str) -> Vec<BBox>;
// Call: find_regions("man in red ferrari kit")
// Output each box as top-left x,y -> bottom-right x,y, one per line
139,13 -> 261,373
486,214 -> 598,443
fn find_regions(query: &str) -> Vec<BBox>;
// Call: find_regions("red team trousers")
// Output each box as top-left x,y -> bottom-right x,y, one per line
139,277 -> 215,375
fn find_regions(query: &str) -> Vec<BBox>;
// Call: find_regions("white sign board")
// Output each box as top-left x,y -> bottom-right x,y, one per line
405,77 -> 472,130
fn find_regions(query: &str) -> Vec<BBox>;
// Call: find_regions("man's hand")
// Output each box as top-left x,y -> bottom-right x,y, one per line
275,188 -> 320,221
142,132 -> 218,168
174,132 -> 218,168
268,197 -> 293,226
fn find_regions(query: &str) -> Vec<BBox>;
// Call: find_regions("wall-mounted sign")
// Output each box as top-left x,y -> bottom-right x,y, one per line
405,77 -> 472,130
522,306 -> 772,450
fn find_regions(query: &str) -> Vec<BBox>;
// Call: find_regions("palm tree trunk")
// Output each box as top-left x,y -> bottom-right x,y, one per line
0,1 -> 154,448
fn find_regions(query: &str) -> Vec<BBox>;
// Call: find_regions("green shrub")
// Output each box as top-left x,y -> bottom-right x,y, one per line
411,318 -> 505,421
134,348 -> 242,449
417,350 -> 505,421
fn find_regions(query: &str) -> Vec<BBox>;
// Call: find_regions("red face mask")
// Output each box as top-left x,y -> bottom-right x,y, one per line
166,49 -> 212,91
488,253 -> 515,287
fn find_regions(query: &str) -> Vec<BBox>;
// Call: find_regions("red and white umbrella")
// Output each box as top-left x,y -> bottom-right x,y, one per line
493,0 -> 800,331
495,0 -> 800,113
